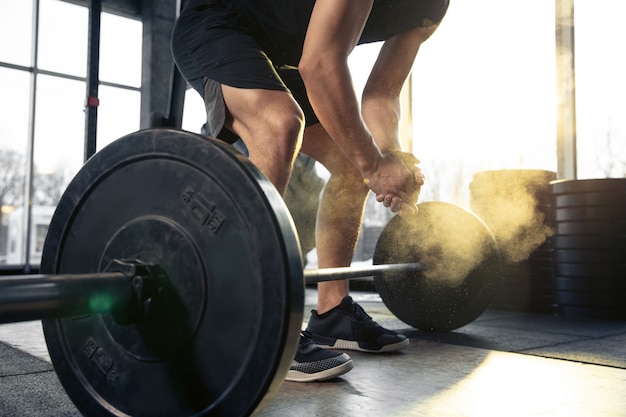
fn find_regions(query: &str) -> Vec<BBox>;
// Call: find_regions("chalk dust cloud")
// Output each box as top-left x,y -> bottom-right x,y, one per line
381,202 -> 498,285
375,171 -> 554,287
470,170 -> 555,264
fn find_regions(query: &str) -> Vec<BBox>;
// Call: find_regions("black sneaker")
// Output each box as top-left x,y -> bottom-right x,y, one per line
306,296 -> 409,353
286,332 -> 353,382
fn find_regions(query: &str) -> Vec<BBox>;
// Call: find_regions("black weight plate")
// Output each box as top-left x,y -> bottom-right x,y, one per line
558,305 -> 626,320
550,178 -> 626,195
501,262 -> 530,281
530,245 -> 554,257
529,266 -> 555,282
553,290 -> 626,308
373,202 -> 501,332
554,206 -> 626,222
555,220 -> 626,235
554,263 -> 626,279
553,276 -> 626,292
536,201 -> 552,211
553,248 -> 626,264
553,192 -> 626,208
551,234 -> 626,249
527,255 -> 554,269
40,129 -> 304,417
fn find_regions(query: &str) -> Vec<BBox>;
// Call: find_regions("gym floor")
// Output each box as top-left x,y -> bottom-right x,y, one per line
1,288 -> 625,417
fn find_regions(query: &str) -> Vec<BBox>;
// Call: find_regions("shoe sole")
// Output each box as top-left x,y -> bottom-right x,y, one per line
316,338 -> 410,353
285,359 -> 354,383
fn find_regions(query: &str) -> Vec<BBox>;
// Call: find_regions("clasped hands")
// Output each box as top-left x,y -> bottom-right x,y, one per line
363,150 -> 424,216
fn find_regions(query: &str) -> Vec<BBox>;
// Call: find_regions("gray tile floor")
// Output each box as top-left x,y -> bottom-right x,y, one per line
1,289 -> 626,416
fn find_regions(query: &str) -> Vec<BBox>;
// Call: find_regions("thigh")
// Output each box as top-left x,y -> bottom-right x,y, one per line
174,8 -> 291,139
220,85 -> 303,142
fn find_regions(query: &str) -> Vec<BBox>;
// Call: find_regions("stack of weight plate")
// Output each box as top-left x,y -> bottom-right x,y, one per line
550,178 -> 626,319
470,169 -> 557,313
527,186 -> 557,314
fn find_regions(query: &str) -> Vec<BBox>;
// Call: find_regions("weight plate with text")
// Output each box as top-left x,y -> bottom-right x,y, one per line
40,128 -> 304,417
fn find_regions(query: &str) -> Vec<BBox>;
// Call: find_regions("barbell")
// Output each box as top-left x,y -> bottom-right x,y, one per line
0,128 -> 501,417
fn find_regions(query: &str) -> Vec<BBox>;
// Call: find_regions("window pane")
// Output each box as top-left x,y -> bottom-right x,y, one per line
96,85 -> 141,149
28,74 -> 84,266
0,0 -> 34,66
575,0 -> 626,179
411,0 -> 556,204
182,87 -> 208,134
38,0 -> 88,77
33,74 -> 85,197
0,68 -> 31,155
0,68 -> 30,265
100,13 -> 142,87
5,205 -> 56,265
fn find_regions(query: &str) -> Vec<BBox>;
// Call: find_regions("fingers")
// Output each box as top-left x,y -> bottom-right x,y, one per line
376,193 -> 418,215
393,151 -> 424,185
375,167 -> 424,214
368,151 -> 425,215
412,166 -> 426,186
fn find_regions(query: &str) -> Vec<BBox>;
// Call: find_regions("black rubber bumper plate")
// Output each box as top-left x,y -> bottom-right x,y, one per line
40,129 -> 304,417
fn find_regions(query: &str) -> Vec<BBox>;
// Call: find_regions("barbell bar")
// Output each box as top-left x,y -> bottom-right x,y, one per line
0,128 -> 501,417
0,271 -> 132,324
0,260 -> 158,324
303,262 -> 424,284
0,260 -> 425,324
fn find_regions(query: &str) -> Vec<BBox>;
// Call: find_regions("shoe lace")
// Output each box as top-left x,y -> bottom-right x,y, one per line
299,331 -> 319,351
346,302 -> 377,327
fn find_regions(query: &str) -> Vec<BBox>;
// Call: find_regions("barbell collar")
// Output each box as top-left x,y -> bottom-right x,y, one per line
303,262 -> 423,284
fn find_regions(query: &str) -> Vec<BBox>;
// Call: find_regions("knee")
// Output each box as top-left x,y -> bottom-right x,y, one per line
256,109 -> 305,167
278,112 -> 305,150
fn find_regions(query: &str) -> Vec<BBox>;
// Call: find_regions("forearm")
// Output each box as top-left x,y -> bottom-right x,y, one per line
299,59 -> 383,177
361,25 -> 436,154
361,92 -> 403,154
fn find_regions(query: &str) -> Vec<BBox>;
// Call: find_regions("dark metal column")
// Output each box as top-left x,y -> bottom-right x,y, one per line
84,0 -> 102,162
21,0 -> 42,272
140,0 -> 181,129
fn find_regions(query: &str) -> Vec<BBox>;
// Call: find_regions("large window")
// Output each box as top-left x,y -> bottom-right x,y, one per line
179,0 -> 622,208
0,0 -> 142,266
574,0 -> 626,179
410,0 -> 558,205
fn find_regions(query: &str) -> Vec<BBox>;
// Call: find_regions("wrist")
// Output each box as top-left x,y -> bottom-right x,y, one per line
357,151 -> 382,183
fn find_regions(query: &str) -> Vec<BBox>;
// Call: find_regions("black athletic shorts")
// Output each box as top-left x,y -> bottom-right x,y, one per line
171,6 -> 315,142
171,0 -> 447,142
